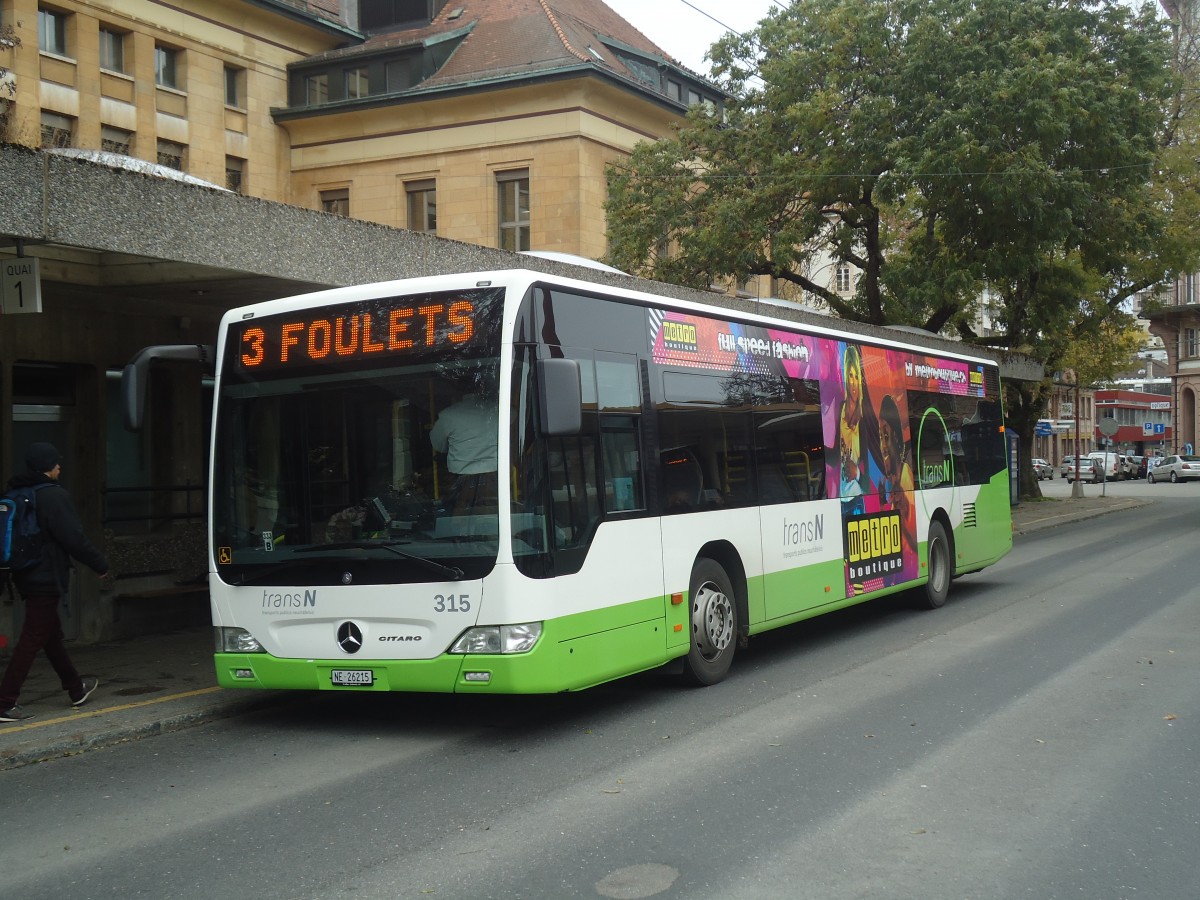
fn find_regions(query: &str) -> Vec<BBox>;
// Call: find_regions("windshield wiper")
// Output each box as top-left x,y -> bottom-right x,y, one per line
297,540 -> 465,580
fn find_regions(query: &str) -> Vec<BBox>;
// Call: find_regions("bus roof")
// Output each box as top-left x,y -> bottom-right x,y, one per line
220,267 -> 1006,370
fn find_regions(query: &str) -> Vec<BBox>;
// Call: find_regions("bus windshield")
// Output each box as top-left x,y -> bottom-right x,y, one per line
211,287 -> 504,585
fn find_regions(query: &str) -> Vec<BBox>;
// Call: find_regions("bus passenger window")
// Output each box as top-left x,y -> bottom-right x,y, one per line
661,449 -> 704,512
657,408 -> 753,511
754,391 -> 824,504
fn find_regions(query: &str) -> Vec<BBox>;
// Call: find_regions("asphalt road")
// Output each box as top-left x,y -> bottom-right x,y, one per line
2,491 -> 1196,900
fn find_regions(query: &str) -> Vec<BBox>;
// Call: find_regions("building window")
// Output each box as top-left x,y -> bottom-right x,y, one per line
406,179 -> 437,233
345,67 -> 369,99
226,157 -> 245,194
836,265 -> 852,293
155,45 -> 180,89
361,0 -> 442,30
1185,328 -> 1199,359
614,50 -> 659,88
305,73 -> 329,105
321,188 -> 350,217
386,56 -> 421,92
40,112 -> 73,148
497,169 -> 530,252
101,125 -> 131,155
666,80 -> 682,102
99,27 -> 125,72
157,139 -> 185,171
38,7 -> 68,56
224,66 -> 244,108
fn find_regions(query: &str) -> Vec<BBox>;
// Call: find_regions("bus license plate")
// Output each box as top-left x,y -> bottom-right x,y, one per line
331,669 -> 374,686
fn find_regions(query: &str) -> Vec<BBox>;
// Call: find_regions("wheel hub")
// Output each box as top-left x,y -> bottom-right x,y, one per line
692,583 -> 734,658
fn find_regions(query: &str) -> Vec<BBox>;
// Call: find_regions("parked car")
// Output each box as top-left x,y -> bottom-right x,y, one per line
1147,454 -> 1200,483
1088,452 -> 1123,481
1066,457 -> 1099,483
1031,458 -> 1054,480
1060,455 -> 1076,479
1127,455 -> 1146,479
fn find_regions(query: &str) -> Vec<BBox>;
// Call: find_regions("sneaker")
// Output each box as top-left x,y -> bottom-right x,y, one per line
71,677 -> 99,707
1,705 -> 33,722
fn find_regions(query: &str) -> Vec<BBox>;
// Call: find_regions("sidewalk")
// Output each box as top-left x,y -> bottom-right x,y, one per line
0,493 -> 1148,770
0,626 -> 284,771
1009,492 -> 1147,535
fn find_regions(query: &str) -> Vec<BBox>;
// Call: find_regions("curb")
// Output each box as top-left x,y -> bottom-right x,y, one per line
1012,498 -> 1148,536
0,691 -> 287,771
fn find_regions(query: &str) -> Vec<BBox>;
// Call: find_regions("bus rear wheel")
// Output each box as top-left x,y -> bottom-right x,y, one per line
921,520 -> 952,610
682,558 -> 738,685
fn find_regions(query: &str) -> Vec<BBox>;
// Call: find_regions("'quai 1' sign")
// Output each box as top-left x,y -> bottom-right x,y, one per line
1,257 -> 43,315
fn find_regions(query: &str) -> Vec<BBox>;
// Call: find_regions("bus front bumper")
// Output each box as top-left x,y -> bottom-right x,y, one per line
215,650 -> 578,694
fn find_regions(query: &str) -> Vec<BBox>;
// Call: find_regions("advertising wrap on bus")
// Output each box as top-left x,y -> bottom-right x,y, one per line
649,308 -> 997,598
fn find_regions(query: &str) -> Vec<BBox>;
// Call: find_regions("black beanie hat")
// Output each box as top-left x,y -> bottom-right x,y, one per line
25,442 -> 62,474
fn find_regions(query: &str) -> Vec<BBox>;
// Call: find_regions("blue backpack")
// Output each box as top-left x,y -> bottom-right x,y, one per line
0,484 -> 51,574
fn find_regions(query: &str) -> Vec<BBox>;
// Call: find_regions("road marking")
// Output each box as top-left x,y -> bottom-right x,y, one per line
1,686 -> 223,733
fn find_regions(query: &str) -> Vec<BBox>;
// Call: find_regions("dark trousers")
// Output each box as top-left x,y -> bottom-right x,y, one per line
0,592 -> 82,708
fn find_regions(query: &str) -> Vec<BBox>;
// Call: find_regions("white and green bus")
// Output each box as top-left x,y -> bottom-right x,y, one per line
128,268 -> 1012,692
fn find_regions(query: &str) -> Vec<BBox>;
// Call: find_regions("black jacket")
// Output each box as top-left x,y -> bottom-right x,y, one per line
7,472 -> 108,595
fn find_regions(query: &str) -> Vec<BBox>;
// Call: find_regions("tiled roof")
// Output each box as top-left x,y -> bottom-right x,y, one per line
298,0 -> 716,96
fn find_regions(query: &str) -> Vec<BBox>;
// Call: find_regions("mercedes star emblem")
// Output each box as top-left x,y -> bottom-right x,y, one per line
337,621 -> 364,654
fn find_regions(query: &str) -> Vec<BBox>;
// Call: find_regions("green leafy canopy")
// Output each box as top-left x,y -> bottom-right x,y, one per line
605,0 -> 1189,498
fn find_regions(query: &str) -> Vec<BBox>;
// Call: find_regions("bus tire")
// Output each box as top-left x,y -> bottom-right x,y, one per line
682,558 -> 738,686
921,520 -> 952,610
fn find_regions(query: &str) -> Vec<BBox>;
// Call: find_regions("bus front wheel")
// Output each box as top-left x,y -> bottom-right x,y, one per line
921,520 -> 952,610
682,558 -> 738,685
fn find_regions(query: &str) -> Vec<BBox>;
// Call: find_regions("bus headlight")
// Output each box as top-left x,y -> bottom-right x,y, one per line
215,626 -> 265,653
449,622 -> 542,654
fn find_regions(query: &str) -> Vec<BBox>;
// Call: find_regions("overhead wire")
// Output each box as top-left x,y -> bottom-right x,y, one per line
668,0 -> 771,88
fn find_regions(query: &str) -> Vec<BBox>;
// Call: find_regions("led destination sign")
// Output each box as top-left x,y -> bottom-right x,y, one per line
236,291 -> 492,372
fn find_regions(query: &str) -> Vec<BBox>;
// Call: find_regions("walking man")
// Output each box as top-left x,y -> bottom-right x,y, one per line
0,443 -> 108,722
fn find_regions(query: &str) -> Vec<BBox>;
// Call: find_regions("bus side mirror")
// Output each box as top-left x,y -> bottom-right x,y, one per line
121,344 -> 215,431
536,358 -> 582,436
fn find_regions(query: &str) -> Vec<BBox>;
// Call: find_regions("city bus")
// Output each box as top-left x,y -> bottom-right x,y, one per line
123,269 -> 1012,693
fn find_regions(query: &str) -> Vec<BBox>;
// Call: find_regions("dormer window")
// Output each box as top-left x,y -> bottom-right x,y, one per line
360,0 -> 450,31
612,49 -> 660,89
285,29 -> 467,110
305,72 -> 329,105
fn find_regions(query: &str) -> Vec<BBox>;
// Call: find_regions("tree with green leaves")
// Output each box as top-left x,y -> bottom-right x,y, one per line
1,23 -> 18,97
0,24 -> 18,140
605,0 -> 1193,498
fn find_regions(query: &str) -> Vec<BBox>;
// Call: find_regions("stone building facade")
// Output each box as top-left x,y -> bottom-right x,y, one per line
1146,279 -> 1200,455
